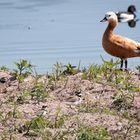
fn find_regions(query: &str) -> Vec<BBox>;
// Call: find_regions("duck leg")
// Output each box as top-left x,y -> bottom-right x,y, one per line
125,60 -> 128,70
120,59 -> 123,70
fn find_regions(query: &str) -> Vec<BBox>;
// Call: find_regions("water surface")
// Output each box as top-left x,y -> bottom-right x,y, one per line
0,0 -> 140,73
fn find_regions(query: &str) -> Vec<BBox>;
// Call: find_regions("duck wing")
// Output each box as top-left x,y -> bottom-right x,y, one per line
112,35 -> 140,53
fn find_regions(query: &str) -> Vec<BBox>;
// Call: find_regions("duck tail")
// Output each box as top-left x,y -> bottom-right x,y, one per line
138,43 -> 140,49
136,43 -> 140,55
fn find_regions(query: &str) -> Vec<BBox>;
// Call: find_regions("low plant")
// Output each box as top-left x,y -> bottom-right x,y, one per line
1,131 -> 16,140
78,95 -> 99,113
47,62 -> 64,89
0,102 -> 23,140
81,58 -> 120,83
20,108 -> 67,137
0,66 -> 9,71
31,82 -> 48,104
76,125 -> 108,140
52,62 -> 63,81
52,128 -> 73,140
49,62 -> 77,89
100,58 -> 121,83
12,59 -> 33,90
101,57 -> 120,70
23,115 -> 48,136
81,64 -> 101,80
63,63 -> 78,75
112,92 -> 134,111
16,90 -> 31,104
110,120 -> 140,140
49,106 -> 67,129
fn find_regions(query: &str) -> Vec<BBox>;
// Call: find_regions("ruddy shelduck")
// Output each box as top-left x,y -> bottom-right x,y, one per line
100,11 -> 140,69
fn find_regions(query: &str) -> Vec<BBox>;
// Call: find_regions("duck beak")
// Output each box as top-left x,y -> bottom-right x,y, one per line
100,17 -> 107,22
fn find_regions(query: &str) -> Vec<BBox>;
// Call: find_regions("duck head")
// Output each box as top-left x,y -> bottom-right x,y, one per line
100,11 -> 118,22
100,11 -> 118,28
128,5 -> 136,13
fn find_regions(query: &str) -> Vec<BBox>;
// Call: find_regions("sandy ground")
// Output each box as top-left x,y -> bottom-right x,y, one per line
0,70 -> 140,139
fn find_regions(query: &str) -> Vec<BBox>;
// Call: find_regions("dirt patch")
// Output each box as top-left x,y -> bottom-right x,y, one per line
0,69 -> 140,139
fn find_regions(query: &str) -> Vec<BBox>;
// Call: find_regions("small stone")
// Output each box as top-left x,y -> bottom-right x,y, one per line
0,77 -> 7,83
0,87 -> 7,93
7,87 -> 15,92
137,110 -> 140,121
116,122 -> 123,131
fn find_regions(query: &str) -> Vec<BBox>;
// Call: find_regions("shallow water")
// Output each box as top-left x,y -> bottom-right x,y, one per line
0,0 -> 140,73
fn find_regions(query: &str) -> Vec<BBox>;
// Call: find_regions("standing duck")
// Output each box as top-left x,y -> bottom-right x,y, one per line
100,11 -> 140,69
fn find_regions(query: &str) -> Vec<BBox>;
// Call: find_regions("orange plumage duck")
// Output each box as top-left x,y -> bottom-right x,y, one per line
100,11 -> 140,69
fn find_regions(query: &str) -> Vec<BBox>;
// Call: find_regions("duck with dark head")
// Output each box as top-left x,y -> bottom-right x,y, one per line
116,5 -> 139,27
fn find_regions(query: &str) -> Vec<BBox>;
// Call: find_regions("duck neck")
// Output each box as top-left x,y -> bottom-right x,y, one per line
105,20 -> 117,35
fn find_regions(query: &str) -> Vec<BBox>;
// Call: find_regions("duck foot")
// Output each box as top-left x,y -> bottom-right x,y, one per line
120,59 -> 128,71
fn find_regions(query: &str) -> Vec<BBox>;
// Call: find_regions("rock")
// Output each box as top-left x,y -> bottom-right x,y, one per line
0,77 -> 7,83
7,86 -> 16,92
136,110 -> 140,121
134,97 -> 140,108
0,87 -> 7,93
9,76 -> 16,81
116,122 -> 123,131
0,71 -> 16,84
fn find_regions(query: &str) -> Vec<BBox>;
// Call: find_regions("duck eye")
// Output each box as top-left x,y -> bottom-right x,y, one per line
106,14 -> 111,18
